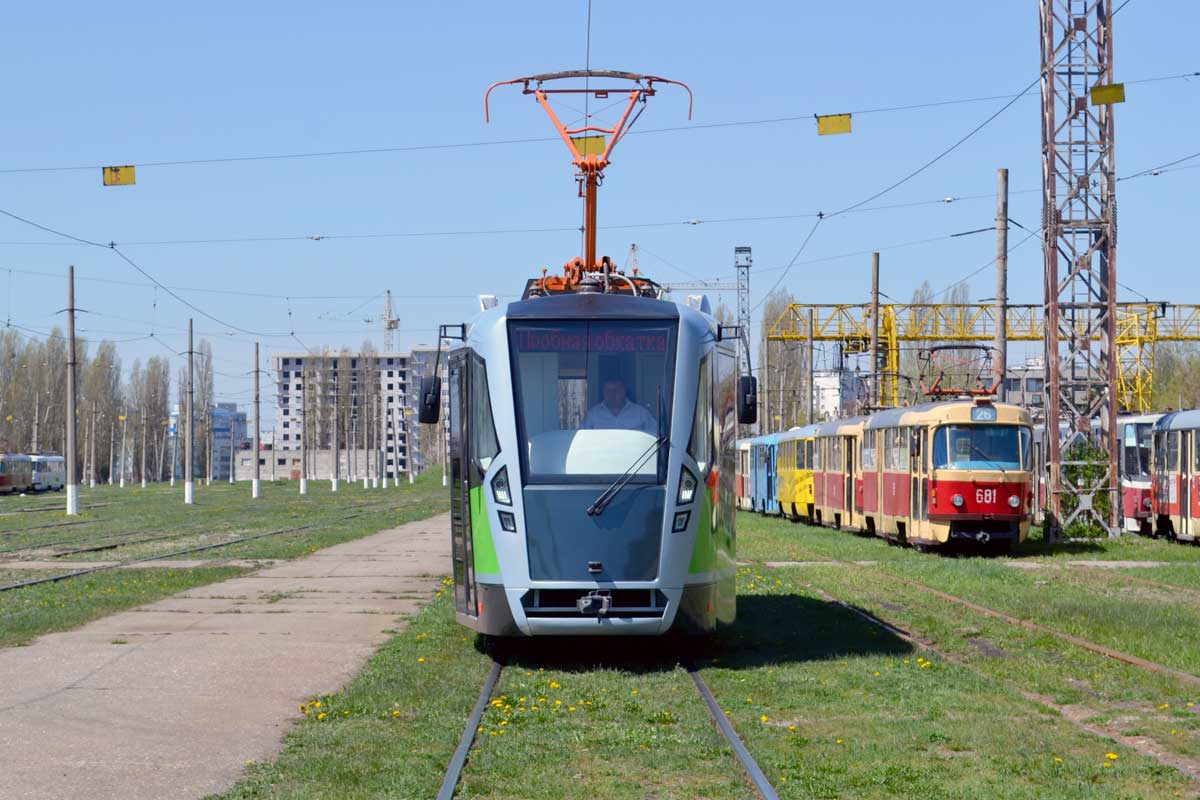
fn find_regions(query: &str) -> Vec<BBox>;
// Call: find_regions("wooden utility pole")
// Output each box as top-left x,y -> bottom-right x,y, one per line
870,252 -> 880,406
995,167 -> 1009,402
253,342 -> 261,499
185,318 -> 194,505
65,266 -> 79,515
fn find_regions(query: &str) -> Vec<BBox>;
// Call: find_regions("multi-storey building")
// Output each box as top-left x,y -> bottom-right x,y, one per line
271,346 -> 447,481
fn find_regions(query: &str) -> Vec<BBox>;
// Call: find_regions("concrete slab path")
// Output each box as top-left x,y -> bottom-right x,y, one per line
0,512 -> 450,800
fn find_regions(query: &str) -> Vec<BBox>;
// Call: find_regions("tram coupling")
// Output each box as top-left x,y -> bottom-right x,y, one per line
577,590 -> 612,617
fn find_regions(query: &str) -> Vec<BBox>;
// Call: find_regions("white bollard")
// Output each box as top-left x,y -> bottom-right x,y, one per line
300,477 -> 308,495
331,478 -> 339,493
252,478 -> 260,499
66,484 -> 80,516
184,480 -> 195,505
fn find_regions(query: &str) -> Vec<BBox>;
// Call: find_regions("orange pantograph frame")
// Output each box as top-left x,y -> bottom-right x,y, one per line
485,71 -> 691,289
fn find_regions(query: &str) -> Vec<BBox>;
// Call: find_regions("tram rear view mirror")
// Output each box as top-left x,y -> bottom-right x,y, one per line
418,376 -> 441,424
738,376 -> 758,425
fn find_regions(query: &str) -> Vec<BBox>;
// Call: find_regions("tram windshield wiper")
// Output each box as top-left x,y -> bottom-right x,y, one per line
586,433 -> 669,517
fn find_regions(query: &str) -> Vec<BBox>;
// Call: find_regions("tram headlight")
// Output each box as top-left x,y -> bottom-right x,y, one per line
951,494 -> 965,508
678,466 -> 698,505
1008,495 -> 1021,509
498,511 -> 517,532
491,466 -> 512,506
673,511 -> 691,532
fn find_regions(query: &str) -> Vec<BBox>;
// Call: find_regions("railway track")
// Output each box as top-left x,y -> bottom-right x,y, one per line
762,536 -> 1200,688
0,504 -> 399,593
437,658 -> 781,800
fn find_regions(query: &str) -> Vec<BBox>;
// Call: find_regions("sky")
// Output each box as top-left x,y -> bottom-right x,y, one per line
2,0 -> 1197,421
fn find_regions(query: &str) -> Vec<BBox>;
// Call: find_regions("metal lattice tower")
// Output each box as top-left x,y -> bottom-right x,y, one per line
1041,0 -> 1119,535
735,246 -> 752,377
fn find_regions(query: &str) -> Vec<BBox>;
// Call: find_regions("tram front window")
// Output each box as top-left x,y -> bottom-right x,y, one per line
509,320 -> 676,483
1122,423 -> 1152,478
933,425 -> 1030,471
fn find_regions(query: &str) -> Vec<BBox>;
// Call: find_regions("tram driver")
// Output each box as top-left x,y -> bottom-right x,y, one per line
582,375 -> 657,435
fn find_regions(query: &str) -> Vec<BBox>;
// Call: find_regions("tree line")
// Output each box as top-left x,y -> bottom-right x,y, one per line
0,327 -> 215,483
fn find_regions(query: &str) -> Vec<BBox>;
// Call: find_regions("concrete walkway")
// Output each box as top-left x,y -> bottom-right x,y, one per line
0,512 -> 450,800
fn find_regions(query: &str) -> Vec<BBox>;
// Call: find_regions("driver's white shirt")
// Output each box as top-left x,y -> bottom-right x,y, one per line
582,399 -> 657,435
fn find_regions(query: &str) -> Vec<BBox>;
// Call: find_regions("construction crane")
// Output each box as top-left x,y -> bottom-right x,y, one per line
765,301 -> 1195,413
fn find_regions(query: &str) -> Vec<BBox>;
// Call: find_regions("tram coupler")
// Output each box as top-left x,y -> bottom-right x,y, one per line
577,591 -> 611,617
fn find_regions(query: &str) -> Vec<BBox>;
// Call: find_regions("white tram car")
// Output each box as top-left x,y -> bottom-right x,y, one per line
422,286 -> 755,637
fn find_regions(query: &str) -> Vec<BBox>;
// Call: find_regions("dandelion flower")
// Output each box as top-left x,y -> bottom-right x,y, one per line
313,700 -> 321,708
392,710 -> 401,718
299,704 -> 306,714
836,738 -> 844,744
490,731 -> 497,737
1102,762 -> 1111,768
569,706 -> 577,712
1054,757 -> 1062,763
631,690 -> 639,696
1106,753 -> 1118,760
245,759 -> 254,766
724,710 -> 731,716
1159,703 -> 1170,710
549,681 -> 560,689
477,726 -> 483,733
417,657 -> 426,663
317,712 -> 326,720
555,700 -> 563,706
788,725 -> 797,732
760,715 -> 769,723
1187,702 -> 1195,708
499,721 -> 507,726
873,671 -> 880,676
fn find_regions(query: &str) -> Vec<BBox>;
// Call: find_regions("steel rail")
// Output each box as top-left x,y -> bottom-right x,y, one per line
689,666 -> 780,800
0,519 -> 93,536
436,660 -> 503,800
0,506 -> 393,593
769,538 -> 1200,688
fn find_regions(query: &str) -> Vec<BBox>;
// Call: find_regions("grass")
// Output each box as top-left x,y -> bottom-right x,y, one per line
0,566 -> 246,647
211,513 -> 1199,799
0,474 -> 448,646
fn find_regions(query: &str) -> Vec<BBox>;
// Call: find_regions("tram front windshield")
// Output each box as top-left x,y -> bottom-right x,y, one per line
509,320 -> 676,483
933,424 -> 1030,471
1122,422 -> 1153,478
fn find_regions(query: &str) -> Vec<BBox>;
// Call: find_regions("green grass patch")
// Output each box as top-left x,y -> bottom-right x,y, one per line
0,475 -> 448,645
0,566 -> 246,647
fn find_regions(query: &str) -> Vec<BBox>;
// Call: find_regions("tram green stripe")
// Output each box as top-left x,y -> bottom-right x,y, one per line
688,490 -> 717,574
469,485 -> 500,574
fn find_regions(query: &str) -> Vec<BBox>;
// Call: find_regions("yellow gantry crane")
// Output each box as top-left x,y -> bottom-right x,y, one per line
766,302 -> 1200,412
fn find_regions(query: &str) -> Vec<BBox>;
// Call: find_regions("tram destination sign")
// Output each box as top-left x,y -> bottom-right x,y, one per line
516,327 -> 668,353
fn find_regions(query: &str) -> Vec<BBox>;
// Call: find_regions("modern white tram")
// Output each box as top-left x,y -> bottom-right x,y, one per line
420,286 -> 757,637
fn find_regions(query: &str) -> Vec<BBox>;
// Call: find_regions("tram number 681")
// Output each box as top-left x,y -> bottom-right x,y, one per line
976,488 -> 996,504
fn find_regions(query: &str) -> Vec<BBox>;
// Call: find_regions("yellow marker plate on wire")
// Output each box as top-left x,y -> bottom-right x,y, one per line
102,165 -> 136,186
816,114 -> 852,135
571,135 -> 607,157
1090,83 -> 1125,105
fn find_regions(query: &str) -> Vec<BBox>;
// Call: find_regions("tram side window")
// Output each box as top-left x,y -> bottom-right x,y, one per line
805,439 -> 813,469
688,355 -> 712,473
862,430 -> 877,469
1167,432 -> 1180,472
829,437 -> 843,473
1154,432 -> 1167,472
469,354 -> 500,470
813,439 -> 822,470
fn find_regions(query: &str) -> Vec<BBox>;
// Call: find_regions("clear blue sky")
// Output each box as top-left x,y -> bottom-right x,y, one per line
2,0 -> 1196,414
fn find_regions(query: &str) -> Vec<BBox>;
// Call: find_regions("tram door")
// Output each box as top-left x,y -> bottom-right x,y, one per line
1182,433 -> 1192,538
447,350 -> 476,619
910,428 -> 927,524
844,437 -> 855,521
